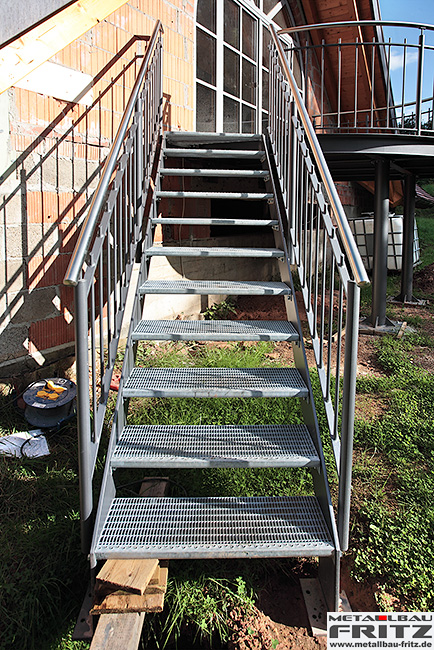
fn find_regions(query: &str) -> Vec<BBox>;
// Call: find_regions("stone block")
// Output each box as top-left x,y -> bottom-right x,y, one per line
0,258 -> 26,294
0,191 -> 25,225
0,322 -> 29,363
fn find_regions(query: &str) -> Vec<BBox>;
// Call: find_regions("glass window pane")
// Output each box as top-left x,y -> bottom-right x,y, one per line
242,58 -> 256,104
242,104 -> 256,133
196,84 -> 216,131
242,11 -> 257,60
262,69 -> 269,113
224,0 -> 240,49
196,29 -> 216,86
262,111 -> 268,133
197,0 -> 216,33
263,0 -> 278,14
262,26 -> 271,68
224,96 -> 240,132
224,47 -> 240,97
272,8 -> 290,29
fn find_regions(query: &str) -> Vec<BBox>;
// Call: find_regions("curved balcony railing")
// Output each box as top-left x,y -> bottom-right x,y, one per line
279,21 -> 434,136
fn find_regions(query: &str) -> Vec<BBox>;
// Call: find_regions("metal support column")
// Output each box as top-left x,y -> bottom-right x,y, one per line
371,158 -> 390,326
397,174 -> 416,303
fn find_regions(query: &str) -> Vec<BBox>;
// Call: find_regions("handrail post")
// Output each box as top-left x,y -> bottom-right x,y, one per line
416,30 -> 425,135
75,279 -> 94,554
338,280 -> 360,551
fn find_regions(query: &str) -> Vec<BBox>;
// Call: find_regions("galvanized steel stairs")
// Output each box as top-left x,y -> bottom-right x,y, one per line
91,132 -> 340,609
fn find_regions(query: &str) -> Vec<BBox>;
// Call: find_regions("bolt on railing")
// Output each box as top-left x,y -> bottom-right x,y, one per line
63,20 -> 163,552
269,24 -> 368,551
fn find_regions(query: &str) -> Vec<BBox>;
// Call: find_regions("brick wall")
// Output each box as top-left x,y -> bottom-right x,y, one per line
0,0 -> 195,376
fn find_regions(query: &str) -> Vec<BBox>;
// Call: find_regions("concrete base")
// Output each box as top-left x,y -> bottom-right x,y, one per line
389,295 -> 429,307
359,317 -> 402,336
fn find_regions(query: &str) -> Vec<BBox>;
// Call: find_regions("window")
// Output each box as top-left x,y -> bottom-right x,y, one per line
195,0 -> 294,132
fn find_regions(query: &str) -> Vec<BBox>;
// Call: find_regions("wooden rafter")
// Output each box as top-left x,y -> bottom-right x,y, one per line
0,0 -> 130,95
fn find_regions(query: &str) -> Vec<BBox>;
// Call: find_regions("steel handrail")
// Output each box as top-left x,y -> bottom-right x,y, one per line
278,20 -> 434,35
269,24 -> 369,288
64,20 -> 163,287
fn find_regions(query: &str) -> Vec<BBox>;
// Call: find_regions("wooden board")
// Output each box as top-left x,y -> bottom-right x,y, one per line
90,613 -> 145,650
96,559 -> 159,596
91,566 -> 168,615
0,0 -> 130,94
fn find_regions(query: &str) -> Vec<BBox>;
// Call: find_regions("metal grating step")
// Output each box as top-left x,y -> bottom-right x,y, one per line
139,280 -> 290,296
111,424 -> 319,468
131,320 -> 298,342
93,496 -> 335,559
165,131 -> 262,143
123,367 -> 308,398
151,218 -> 278,227
163,148 -> 265,159
160,168 -> 270,178
146,246 -> 284,258
156,191 -> 273,201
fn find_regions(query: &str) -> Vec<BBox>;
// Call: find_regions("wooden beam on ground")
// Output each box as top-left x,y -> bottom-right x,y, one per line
91,564 -> 169,614
90,613 -> 145,650
0,0 -> 130,95
96,559 -> 159,596
90,477 -> 170,650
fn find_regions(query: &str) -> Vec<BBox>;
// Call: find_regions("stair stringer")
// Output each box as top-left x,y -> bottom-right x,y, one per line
89,157 -> 163,570
262,135 -> 341,611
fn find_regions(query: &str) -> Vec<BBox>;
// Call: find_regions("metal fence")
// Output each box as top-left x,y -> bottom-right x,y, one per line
281,21 -> 434,136
63,20 -> 163,550
269,25 -> 369,551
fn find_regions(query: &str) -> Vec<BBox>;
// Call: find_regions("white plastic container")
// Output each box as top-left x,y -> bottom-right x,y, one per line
349,213 -> 420,272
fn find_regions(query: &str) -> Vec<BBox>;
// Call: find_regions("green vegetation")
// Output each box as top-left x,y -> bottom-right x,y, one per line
352,332 -> 434,610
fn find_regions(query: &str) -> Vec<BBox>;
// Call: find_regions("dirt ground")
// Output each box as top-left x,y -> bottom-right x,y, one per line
225,265 -> 434,650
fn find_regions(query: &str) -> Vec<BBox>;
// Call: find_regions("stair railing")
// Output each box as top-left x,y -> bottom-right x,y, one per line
63,20 -> 163,551
280,21 -> 434,136
269,25 -> 369,551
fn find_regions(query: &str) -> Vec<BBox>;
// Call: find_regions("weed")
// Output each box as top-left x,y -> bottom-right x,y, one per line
203,298 -> 237,320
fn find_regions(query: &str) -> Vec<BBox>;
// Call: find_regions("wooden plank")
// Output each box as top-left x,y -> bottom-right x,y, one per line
0,0 -> 130,94
90,613 -> 145,650
91,566 -> 168,615
96,559 -> 159,596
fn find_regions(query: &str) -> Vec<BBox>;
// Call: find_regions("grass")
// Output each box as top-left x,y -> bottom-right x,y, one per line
1,214 -> 433,647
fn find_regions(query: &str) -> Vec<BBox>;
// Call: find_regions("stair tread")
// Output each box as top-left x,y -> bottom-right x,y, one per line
156,191 -> 273,200
146,246 -> 283,258
151,218 -> 278,226
123,367 -> 308,398
132,320 -> 298,342
111,424 -> 319,468
93,496 -> 335,559
160,168 -> 269,177
163,148 -> 264,158
139,280 -> 291,295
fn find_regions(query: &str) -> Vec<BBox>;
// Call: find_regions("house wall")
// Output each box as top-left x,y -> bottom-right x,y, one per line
0,0 -> 196,377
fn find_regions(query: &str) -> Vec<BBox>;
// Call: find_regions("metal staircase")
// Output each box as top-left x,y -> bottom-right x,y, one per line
90,130 -> 340,609
64,20 -> 368,617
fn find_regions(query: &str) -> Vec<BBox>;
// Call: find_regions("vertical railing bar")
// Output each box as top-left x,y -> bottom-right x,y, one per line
90,281 -> 97,442
354,38 -> 359,128
106,229 -> 112,346
401,39 -> 407,128
326,257 -> 335,401
416,30 -> 425,135
314,204 -> 320,332
386,38 -> 391,128
333,282 -> 344,441
338,281 -> 361,551
371,38 -> 376,129
338,38 -> 342,128
98,257 -> 104,381
74,280 -> 94,553
302,163 -> 308,281
320,233 -> 327,367
308,183 -> 314,306
321,39 -> 325,129
113,195 -> 118,320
